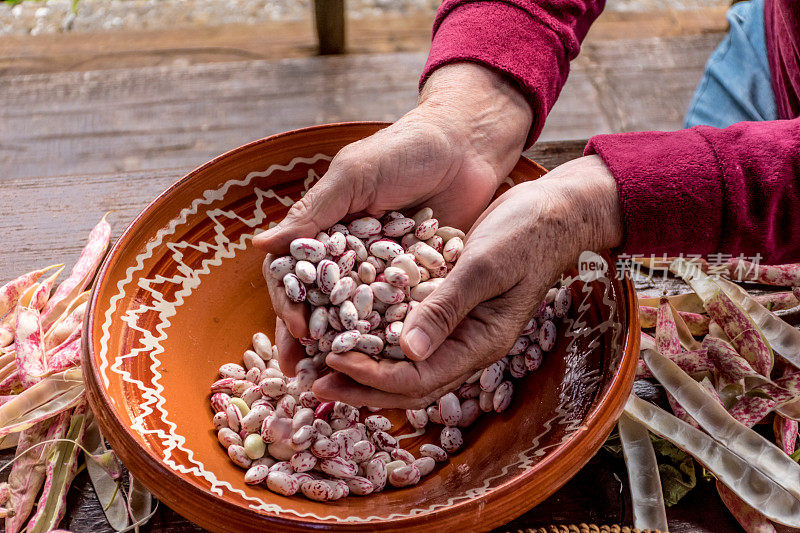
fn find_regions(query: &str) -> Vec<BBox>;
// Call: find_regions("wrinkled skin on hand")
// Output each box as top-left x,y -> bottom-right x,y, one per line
254,63 -> 622,408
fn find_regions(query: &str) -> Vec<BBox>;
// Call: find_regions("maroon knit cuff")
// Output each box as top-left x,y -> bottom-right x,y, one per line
585,129 -> 724,256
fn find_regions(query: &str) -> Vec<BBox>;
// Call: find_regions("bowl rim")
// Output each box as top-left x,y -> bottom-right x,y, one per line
83,121 -> 639,532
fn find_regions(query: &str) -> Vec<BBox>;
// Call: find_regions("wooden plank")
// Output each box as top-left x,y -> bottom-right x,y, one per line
314,0 -> 346,55
0,33 -> 720,182
0,9 -> 727,77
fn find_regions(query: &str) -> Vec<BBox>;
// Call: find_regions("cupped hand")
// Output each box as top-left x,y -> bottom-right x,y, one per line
254,63 -> 532,376
313,155 -> 623,408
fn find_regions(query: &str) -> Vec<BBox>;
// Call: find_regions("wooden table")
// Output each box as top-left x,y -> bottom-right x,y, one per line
0,139 -> 746,532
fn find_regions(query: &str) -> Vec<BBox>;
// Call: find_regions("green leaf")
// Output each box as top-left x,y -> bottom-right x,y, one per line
652,435 -> 697,507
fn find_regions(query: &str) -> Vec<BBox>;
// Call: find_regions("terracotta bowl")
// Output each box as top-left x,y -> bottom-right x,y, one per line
83,122 -> 638,533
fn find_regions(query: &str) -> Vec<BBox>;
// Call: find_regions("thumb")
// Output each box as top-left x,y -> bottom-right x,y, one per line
400,257 -> 498,361
252,162 -> 365,253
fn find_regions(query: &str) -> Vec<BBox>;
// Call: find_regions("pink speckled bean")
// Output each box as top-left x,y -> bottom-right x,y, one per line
414,218 -> 439,240
390,448 -> 415,464
538,320 -> 557,352
440,426 -> 463,453
413,457 -> 436,477
210,392 -> 231,413
508,336 -> 530,356
338,300 -> 359,330
219,363 -> 246,380
316,259 -> 340,294
370,282 -> 405,304
332,330 -> 360,354
330,223 -> 349,235
217,427 -> 242,448
554,286 -> 572,318
326,232 -> 347,256
290,450 -> 318,472
294,260 -> 317,284
509,354 -> 526,378
319,456 -> 358,478
330,277 -> 357,306
426,405 -> 443,424
337,250 -> 358,276
442,237 -> 464,263
383,266 -> 410,288
14,307 -> 47,388
479,390 -> 494,413
289,238 -> 327,262
458,399 -> 482,428
383,218 -> 416,237
347,217 -> 382,239
346,235 -> 369,262
419,443 -> 447,462
364,415 -> 391,432
364,457 -> 388,491
389,464 -> 421,487
266,471 -> 300,496
352,440 -> 376,463
244,464 -> 270,484
355,334 -> 384,355
480,362 -> 503,393
493,381 -> 514,413
410,242 -> 445,270
346,476 -> 375,496
308,307 -> 329,340
311,436 -> 340,459
212,411 -> 229,430
438,393 -> 462,426
228,445 -> 252,469
268,256 -> 297,281
425,235 -> 444,254
524,343 -> 543,371
283,273 -> 306,303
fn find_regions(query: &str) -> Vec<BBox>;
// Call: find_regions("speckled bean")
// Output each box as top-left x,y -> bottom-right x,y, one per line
311,436 -> 340,459
261,415 -> 293,443
290,238 -> 327,262
411,242 -> 446,270
308,307 -> 329,339
338,300 -> 359,330
346,235 -> 369,262
219,363 -> 246,380
228,444 -> 252,468
226,404 -> 243,433
283,273 -> 306,303
410,278 -> 444,302
426,405 -> 443,425
260,377 -> 287,398
383,266 -> 410,288
347,217 -> 382,239
346,476 -> 375,496
372,430 -> 397,451
438,393 -> 462,426
458,399 -> 481,428
241,405 -> 270,434
212,411 -> 229,430
326,232 -> 347,256
330,277 -> 357,306
554,286 -> 572,318
352,440 -> 376,463
332,330 -> 360,353
266,471 -> 300,496
383,217 -> 416,237
440,426 -> 463,453
442,236 -> 464,263
290,450 -> 318,472
538,320 -> 557,352
419,443 -> 447,462
369,239 -> 405,261
337,250 -> 358,275
480,362 -> 503,393
364,415 -> 391,432
384,303 -> 408,322
389,464 -> 421,487
413,456 -> 436,476
316,259 -> 340,294
370,281 -> 405,304
364,457 -> 388,491
414,218 -> 439,240
244,464 -> 270,484
268,256 -> 297,280
319,456 -> 358,479
295,260 -> 317,284
493,381 -> 514,413
479,390 -> 494,413
356,334 -> 384,355
390,448 -> 416,464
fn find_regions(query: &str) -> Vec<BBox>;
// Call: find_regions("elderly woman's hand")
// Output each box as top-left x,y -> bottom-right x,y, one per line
312,155 -> 623,408
253,63 -> 532,376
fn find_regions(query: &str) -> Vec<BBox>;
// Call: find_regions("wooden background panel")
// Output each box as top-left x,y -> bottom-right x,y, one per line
1,33 -> 720,181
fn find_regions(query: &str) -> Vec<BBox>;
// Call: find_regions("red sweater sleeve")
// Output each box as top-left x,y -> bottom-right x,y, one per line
421,0 -> 604,146
585,119 -> 800,264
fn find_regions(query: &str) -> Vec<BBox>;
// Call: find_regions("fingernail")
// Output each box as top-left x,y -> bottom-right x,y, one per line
405,328 -> 431,359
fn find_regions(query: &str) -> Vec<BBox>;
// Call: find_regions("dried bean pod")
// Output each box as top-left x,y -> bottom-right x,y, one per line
319,457 -> 358,479
311,437 -> 340,459
244,433 -> 267,459
411,242 -> 446,270
370,282 -> 405,304
339,300 -> 359,330
383,218 -> 416,237
524,343 -> 543,371
426,405 -> 443,425
352,440 -> 376,463
291,450 -> 318,472
508,336 -> 530,356
212,411 -> 229,430
352,284 -> 374,318
390,448 -> 416,464
554,286 -> 572,318
480,362 -> 503,392
458,399 -> 482,428
364,457 -> 388,492
356,334 -> 384,356
369,240 -> 405,261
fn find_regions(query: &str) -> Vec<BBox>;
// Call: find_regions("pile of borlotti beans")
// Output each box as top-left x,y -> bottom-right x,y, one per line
209,208 -> 572,501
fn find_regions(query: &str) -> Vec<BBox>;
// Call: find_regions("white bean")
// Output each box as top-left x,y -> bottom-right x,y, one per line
244,433 -> 266,459
316,259 -> 340,294
538,320 -> 557,352
332,330 -> 360,353
228,445 -> 252,469
347,217 -> 382,239
440,426 -> 463,453
266,471 -> 300,496
329,277 -> 356,306
283,273 -> 306,303
414,218 -> 439,240
326,231 -> 347,256
438,393 -> 462,426
268,256 -> 297,280
295,260 -> 317,284
289,238 -> 327,262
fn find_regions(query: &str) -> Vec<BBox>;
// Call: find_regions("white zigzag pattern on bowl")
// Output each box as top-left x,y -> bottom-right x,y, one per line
98,153 -> 619,522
